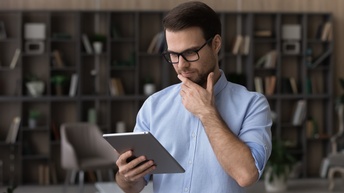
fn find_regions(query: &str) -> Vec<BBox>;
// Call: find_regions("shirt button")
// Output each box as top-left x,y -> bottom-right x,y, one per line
184,187 -> 189,192
188,160 -> 192,165
192,132 -> 196,138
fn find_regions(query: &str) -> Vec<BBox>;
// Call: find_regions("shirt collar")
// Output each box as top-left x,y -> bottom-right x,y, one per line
213,70 -> 228,96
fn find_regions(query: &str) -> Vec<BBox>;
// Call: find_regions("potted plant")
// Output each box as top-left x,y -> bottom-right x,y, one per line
51,74 -> 68,95
25,74 -> 45,97
264,139 -> 296,192
28,109 -> 40,129
91,34 -> 107,54
4,185 -> 17,193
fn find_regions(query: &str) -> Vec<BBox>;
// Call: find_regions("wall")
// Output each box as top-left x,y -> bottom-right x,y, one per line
1,0 -> 343,95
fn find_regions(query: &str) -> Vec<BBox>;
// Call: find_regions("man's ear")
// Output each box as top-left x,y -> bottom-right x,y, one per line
212,34 -> 222,53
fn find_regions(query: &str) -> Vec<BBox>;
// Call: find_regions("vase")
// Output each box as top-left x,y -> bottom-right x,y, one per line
264,167 -> 288,192
143,83 -> 156,96
26,81 -> 45,97
93,41 -> 103,54
28,118 -> 37,129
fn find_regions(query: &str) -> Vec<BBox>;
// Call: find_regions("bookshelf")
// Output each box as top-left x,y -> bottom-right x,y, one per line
0,11 -> 334,185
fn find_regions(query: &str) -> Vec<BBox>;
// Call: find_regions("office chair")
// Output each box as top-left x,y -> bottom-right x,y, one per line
60,122 -> 118,193
320,105 -> 344,191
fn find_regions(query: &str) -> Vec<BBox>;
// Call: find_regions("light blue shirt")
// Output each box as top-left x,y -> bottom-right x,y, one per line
134,71 -> 272,193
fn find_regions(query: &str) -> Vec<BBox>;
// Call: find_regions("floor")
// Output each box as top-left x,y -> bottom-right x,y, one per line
1,178 -> 344,193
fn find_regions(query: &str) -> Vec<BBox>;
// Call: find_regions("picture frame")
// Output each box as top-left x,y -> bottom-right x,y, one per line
0,21 -> 6,39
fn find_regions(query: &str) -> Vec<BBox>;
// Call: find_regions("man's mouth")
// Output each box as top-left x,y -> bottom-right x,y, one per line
180,71 -> 194,78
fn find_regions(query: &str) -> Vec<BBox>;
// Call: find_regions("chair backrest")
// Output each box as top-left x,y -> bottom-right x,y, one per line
60,122 -> 118,169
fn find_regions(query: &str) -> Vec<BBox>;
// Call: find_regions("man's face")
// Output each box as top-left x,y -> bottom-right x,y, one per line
165,27 -> 220,87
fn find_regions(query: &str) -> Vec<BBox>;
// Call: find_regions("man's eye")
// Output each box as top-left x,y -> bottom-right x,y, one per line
170,53 -> 179,58
183,50 -> 196,56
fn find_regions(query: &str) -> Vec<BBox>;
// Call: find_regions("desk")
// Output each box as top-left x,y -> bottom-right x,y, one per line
95,182 -> 153,193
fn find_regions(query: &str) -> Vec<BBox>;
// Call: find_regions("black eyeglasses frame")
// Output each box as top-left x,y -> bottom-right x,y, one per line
162,37 -> 213,65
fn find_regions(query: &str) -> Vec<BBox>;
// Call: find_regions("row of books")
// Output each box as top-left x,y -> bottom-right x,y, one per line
255,76 -> 324,95
254,22 -> 332,41
255,50 -> 278,69
254,76 -> 276,96
38,163 -> 58,185
231,35 -> 250,55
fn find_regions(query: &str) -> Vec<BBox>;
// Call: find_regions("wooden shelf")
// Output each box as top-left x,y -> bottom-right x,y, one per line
0,11 -> 334,185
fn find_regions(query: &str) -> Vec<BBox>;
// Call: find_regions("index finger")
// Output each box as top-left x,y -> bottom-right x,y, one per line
177,74 -> 196,88
116,150 -> 133,166
177,74 -> 188,83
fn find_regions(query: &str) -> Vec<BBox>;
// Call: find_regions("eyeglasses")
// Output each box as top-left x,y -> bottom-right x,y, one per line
162,37 -> 213,64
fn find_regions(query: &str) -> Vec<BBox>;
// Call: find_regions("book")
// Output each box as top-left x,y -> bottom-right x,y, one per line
232,34 -> 243,55
254,30 -> 272,37
147,31 -> 165,54
44,164 -> 50,185
242,35 -> 250,55
115,78 -> 125,95
5,116 -> 21,144
265,76 -> 276,96
109,78 -> 119,96
289,77 -> 298,94
291,100 -> 306,126
306,77 -> 313,94
321,22 -> 332,41
69,73 -> 78,97
38,164 -> 45,185
254,76 -> 264,94
38,164 -> 50,185
9,48 -> 21,69
264,50 -> 278,69
82,34 -> 93,54
109,78 -> 125,96
52,50 -> 65,68
306,118 -> 314,138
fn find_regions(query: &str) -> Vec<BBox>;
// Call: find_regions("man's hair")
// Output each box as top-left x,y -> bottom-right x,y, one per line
162,1 -> 221,40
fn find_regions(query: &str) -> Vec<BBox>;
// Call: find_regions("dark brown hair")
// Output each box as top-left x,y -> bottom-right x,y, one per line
162,1 -> 221,40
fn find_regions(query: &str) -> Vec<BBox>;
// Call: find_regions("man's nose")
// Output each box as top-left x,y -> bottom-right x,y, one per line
177,55 -> 190,68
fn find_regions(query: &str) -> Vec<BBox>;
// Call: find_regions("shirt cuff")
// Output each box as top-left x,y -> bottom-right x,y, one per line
247,142 -> 267,179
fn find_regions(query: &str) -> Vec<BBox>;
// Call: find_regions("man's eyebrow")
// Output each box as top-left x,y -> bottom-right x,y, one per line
167,46 -> 199,54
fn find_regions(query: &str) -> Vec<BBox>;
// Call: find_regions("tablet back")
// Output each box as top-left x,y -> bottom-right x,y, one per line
103,131 -> 185,174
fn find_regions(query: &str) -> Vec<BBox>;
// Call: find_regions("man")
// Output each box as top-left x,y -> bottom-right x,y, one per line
115,1 -> 272,193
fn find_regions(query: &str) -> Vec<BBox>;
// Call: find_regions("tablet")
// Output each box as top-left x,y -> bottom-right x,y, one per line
103,131 -> 185,174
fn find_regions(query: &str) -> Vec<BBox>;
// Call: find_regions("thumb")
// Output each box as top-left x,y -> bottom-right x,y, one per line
206,72 -> 214,93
